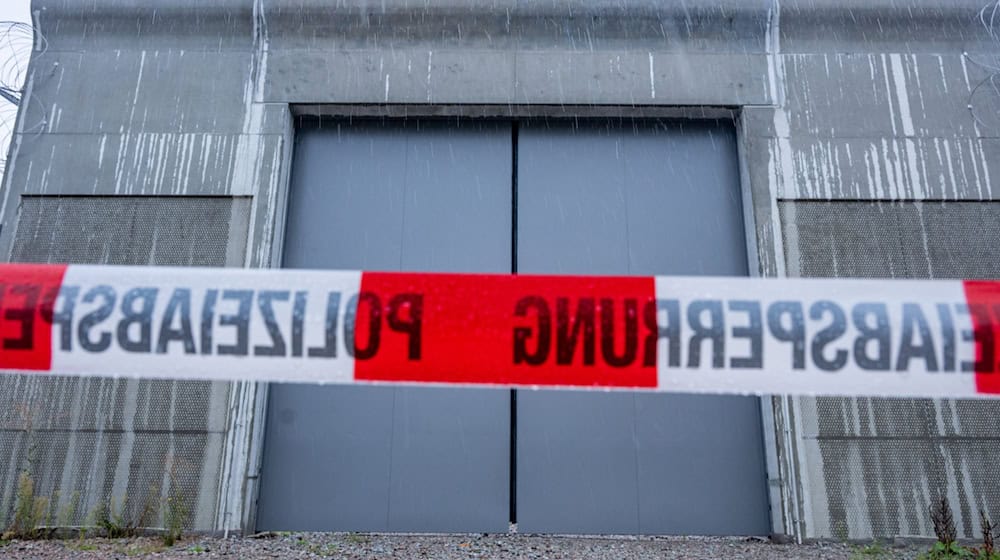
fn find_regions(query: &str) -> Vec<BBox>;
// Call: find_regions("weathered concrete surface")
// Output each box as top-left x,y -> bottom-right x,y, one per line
0,0 -> 288,537
0,0 -> 997,540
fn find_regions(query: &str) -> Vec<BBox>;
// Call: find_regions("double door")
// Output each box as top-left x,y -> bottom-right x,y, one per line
256,118 -> 769,535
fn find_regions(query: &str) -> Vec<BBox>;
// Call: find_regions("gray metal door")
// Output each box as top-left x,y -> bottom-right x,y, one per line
515,120 -> 770,535
257,120 -> 512,532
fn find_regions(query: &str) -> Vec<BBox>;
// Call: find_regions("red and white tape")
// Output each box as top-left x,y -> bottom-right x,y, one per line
0,264 -> 998,398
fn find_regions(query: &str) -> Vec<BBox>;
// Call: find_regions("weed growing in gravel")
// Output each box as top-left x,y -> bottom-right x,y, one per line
2,403 -> 56,540
57,491 -> 80,529
316,543 -> 339,556
90,475 -> 189,545
188,544 -> 206,553
976,511 -> 999,560
3,471 -> 51,540
918,498 -> 1000,560
298,539 -> 339,557
95,497 -> 135,538
137,485 -> 162,534
160,461 -> 190,547
162,493 -> 188,547
345,533 -> 369,544
117,541 -> 166,557
919,541 -> 972,560
932,497 -> 959,547
66,541 -> 97,552
851,541 -> 888,559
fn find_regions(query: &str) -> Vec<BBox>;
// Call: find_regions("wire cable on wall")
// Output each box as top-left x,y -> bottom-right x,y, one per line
965,1 -> 1000,132
0,20 -> 45,179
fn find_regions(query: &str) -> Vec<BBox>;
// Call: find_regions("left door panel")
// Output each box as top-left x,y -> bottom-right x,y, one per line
257,120 -> 512,532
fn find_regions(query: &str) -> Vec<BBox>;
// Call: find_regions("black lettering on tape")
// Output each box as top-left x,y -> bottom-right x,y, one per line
767,301 -> 806,370
117,288 -> 158,353
254,290 -> 289,357
200,289 -> 218,356
307,292 -> 340,358
78,286 -> 116,353
42,285 -> 79,352
2,285 -> 40,351
600,298 -> 638,368
687,300 -> 724,369
956,304 -> 975,372
217,290 -> 252,356
896,303 -> 938,372
513,296 -> 550,366
346,292 -> 380,360
387,293 -> 423,361
156,288 -> 196,354
556,297 -> 595,366
852,303 -> 891,371
966,303 -> 995,373
291,291 -> 307,357
729,300 -> 763,369
643,299 -> 680,367
937,303 -> 956,372
809,300 -> 848,371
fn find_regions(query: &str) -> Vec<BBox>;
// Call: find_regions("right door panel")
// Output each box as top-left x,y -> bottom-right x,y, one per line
516,120 -> 770,535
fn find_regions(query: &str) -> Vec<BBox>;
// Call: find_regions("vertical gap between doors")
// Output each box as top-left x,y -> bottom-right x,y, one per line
509,120 -> 518,526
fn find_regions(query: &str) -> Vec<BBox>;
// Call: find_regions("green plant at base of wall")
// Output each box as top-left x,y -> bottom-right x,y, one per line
65,541 -> 97,552
161,493 -> 188,547
850,541 -> 888,559
94,496 -> 138,539
918,541 -> 974,559
919,500 -> 1000,560
2,471 -> 51,540
160,462 -> 190,547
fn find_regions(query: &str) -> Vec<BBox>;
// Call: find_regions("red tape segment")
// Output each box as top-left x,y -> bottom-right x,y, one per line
356,273 -> 657,388
963,280 -> 1000,394
0,264 -> 68,371
0,263 -> 997,399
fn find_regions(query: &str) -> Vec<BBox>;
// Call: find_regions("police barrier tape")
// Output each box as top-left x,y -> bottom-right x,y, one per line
0,264 -> 998,398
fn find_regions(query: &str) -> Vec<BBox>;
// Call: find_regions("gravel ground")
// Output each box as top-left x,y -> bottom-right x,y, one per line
0,533 -> 926,559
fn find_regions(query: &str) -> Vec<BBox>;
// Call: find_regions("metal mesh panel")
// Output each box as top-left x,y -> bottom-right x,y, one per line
1,195 -> 249,531
779,200 -> 1000,539
11,195 -> 250,266
816,440 -> 937,540
946,400 -> 1000,438
779,200 -> 1000,280
813,397 -> 933,438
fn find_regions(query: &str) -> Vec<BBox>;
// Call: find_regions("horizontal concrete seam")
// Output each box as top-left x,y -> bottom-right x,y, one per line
744,135 -> 1000,140
291,104 -> 739,119
12,132 -> 287,138
807,435 -> 1000,442
38,48 -> 256,54
776,197 -> 1000,202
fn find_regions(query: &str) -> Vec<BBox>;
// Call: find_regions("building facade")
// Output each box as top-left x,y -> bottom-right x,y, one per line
1,0 -> 999,541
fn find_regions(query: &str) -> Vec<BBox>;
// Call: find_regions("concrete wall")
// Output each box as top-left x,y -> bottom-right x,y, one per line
1,0 -> 998,538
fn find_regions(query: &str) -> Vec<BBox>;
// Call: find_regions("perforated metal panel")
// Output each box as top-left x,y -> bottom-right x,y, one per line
816,440 -> 937,539
11,195 -> 250,266
813,396 -> 933,438
780,200 -> 1000,280
0,195 -> 249,530
779,200 -> 1000,539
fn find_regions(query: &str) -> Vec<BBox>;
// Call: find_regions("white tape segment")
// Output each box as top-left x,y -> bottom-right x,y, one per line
1,264 -> 999,398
